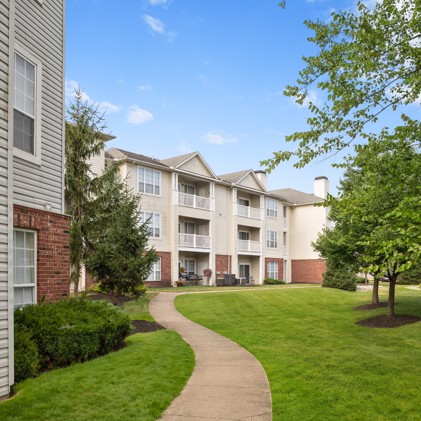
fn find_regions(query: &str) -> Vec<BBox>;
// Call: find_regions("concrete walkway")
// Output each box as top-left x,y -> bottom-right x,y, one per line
149,292 -> 272,421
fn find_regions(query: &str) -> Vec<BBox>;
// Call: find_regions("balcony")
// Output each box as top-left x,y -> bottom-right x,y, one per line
178,192 -> 210,210
238,239 -> 261,254
179,233 -> 211,249
236,204 -> 262,220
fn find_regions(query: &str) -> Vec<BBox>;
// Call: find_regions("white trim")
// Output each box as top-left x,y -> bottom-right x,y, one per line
13,229 -> 37,308
138,165 -> 161,197
140,210 -> 161,239
12,45 -> 42,165
266,229 -> 278,249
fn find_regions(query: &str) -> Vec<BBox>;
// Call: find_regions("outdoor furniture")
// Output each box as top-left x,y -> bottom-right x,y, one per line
179,272 -> 203,286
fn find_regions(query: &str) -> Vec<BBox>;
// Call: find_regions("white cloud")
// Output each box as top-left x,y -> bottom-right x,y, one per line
290,90 -> 320,109
65,80 -> 90,101
143,14 -> 165,34
98,101 -> 121,114
203,131 -> 238,145
148,0 -> 169,5
137,84 -> 154,92
127,105 -> 154,124
178,141 -> 193,154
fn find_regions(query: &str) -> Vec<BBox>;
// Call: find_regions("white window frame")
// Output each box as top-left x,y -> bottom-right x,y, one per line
140,211 -> 161,238
14,229 -> 37,308
182,258 -> 196,274
13,45 -> 42,165
266,198 -> 278,218
238,197 -> 250,207
147,258 -> 161,281
138,166 -> 161,196
266,229 -> 278,249
267,261 -> 278,279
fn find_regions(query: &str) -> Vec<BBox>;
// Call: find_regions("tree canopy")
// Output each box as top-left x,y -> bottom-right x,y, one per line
263,0 -> 421,170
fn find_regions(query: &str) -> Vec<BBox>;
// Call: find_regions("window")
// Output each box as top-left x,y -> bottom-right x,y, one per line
267,261 -> 278,279
140,211 -> 160,238
266,230 -> 278,248
14,230 -> 36,307
238,198 -> 250,207
266,198 -> 278,218
147,258 -> 161,281
138,167 -> 160,195
14,51 -> 40,157
283,205 -> 287,219
180,221 -> 195,235
181,259 -> 195,274
238,231 -> 250,241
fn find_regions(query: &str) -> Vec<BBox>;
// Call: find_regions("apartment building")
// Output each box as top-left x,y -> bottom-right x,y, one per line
105,148 -> 329,287
1,0 -> 69,398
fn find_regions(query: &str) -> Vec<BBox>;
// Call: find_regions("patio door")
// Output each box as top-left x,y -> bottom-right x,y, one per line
239,264 -> 250,281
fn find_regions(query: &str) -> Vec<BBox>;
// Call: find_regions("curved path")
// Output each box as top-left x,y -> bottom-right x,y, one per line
149,292 -> 272,421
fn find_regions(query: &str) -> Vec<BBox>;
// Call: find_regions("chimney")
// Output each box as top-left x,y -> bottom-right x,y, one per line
254,170 -> 268,189
314,176 -> 329,199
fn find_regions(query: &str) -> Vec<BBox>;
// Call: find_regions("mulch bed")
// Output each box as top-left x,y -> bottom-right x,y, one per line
354,302 -> 388,311
130,320 -> 166,335
357,315 -> 421,328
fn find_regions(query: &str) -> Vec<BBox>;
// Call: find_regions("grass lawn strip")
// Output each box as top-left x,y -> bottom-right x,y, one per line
0,294 -> 194,421
175,285 -> 421,421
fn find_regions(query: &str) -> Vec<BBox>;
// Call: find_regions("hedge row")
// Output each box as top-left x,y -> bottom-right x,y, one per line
14,298 -> 131,383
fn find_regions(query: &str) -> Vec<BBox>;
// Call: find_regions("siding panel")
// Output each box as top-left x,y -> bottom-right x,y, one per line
12,0 -> 64,211
0,0 -> 9,399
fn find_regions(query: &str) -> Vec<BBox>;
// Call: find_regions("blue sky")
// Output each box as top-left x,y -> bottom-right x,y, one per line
66,0 -> 360,195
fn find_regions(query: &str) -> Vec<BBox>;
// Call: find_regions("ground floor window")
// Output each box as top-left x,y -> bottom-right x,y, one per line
181,258 -> 195,274
14,229 -> 36,307
267,261 -> 278,279
147,258 -> 161,281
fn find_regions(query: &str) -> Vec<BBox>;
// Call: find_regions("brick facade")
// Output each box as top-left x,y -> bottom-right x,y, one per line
14,204 -> 71,302
291,259 -> 326,284
215,254 -> 231,277
146,251 -> 172,288
264,258 -> 284,281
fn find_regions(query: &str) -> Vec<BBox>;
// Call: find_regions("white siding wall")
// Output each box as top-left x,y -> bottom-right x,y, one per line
12,0 -> 64,212
0,0 -> 10,399
289,204 -> 327,260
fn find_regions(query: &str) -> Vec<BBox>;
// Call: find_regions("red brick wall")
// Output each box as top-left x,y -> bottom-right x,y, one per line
14,205 -> 71,302
265,258 -> 284,281
291,259 -> 326,284
146,251 -> 172,288
215,254 -> 231,277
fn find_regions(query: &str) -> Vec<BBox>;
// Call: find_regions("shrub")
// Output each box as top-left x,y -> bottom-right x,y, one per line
264,278 -> 286,285
14,299 -> 131,372
322,267 -> 357,291
14,326 -> 40,383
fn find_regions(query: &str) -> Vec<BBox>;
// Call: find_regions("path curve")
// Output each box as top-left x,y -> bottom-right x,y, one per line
149,292 -> 272,421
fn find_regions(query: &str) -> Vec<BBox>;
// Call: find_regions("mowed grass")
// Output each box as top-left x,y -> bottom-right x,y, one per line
175,285 -> 421,421
0,294 -> 194,421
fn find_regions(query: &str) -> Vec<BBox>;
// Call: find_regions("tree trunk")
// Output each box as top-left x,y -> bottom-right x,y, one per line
371,278 -> 379,304
387,278 -> 396,318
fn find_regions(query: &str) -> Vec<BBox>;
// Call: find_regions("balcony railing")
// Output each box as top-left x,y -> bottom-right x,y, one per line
238,239 -> 261,253
237,204 -> 262,220
179,192 -> 210,210
179,233 -> 211,249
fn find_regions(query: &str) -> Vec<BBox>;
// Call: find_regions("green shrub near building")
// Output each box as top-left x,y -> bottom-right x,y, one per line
14,298 -> 131,382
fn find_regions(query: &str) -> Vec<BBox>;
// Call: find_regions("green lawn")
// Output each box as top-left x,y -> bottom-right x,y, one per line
0,294 -> 194,421
175,285 -> 421,421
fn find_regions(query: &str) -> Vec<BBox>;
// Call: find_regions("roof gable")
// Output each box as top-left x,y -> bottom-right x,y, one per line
161,152 -> 217,179
219,170 -> 266,192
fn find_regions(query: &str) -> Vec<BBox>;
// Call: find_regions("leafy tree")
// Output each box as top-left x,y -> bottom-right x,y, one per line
317,138 -> 421,316
263,0 -> 421,169
65,90 -> 106,296
84,178 -> 158,303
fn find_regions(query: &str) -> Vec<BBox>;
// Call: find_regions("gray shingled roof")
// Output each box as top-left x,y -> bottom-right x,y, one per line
105,148 -> 169,169
270,188 -> 324,205
218,169 -> 253,184
160,152 -> 198,167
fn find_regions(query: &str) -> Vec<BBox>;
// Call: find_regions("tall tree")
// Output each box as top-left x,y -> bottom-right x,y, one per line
262,0 -> 421,170
84,177 -> 158,303
65,90 -> 106,296
317,138 -> 421,317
